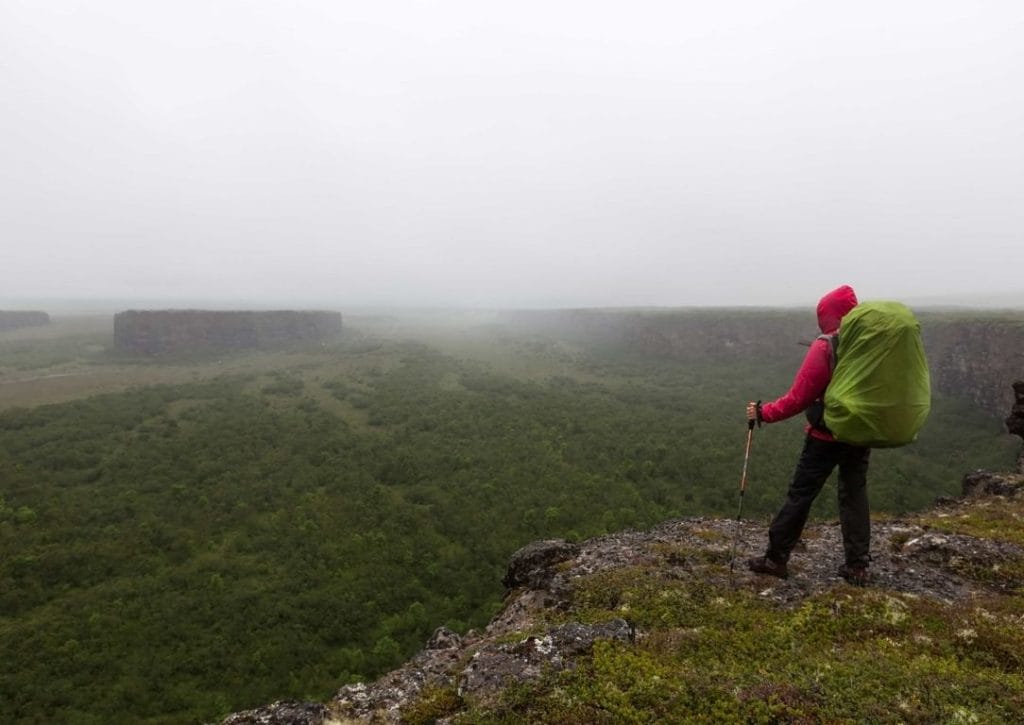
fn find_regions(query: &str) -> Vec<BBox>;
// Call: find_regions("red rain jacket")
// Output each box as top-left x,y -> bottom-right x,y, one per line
760,285 -> 859,441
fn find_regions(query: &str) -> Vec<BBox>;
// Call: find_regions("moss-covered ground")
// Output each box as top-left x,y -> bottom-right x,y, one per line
413,496 -> 1024,723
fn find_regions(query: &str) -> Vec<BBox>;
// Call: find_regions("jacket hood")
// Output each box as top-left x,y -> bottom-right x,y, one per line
816,285 -> 858,334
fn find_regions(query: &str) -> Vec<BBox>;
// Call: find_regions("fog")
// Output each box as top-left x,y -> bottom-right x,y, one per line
2,1 -> 1022,310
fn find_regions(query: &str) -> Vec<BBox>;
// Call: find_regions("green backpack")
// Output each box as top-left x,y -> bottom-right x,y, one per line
822,301 -> 931,447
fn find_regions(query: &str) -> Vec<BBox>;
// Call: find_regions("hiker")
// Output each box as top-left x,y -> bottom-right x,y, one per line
745,284 -> 871,585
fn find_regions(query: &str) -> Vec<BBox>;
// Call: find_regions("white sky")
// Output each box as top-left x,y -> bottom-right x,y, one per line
1,1 -> 1022,309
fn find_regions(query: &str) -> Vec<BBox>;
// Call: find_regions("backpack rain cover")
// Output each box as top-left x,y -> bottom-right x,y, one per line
824,301 -> 931,447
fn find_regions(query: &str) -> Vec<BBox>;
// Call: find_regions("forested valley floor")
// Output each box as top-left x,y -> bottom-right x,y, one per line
0,313 -> 1015,723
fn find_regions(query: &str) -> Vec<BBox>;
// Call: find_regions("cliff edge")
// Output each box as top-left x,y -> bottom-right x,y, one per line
225,385 -> 1024,724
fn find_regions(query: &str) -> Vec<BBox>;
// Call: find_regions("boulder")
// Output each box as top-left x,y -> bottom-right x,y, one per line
962,469 -> 1024,498
502,539 -> 580,590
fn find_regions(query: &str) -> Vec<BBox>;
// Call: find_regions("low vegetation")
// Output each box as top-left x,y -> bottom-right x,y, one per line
459,574 -> 1024,723
399,494 -> 1024,723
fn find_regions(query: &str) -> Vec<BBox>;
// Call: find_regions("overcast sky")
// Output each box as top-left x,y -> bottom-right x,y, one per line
2,1 -> 1022,310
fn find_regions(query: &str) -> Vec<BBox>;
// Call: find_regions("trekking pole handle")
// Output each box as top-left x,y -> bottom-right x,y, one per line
749,399 -> 765,428
745,400 -> 762,429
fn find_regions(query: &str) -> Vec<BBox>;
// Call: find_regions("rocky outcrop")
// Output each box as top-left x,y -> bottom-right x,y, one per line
0,311 -> 49,331
328,618 -> 633,723
455,619 -> 634,697
501,538 -> 580,590
962,468 -> 1024,498
113,310 -> 342,355
222,701 -> 333,725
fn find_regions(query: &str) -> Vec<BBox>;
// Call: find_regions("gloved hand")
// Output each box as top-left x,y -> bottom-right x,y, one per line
746,400 -> 763,427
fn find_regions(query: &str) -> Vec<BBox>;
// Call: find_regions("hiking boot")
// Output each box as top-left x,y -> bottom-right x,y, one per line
747,556 -> 788,579
838,563 -> 870,586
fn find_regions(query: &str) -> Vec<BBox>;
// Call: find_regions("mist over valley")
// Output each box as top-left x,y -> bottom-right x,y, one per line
3,0 -> 1023,720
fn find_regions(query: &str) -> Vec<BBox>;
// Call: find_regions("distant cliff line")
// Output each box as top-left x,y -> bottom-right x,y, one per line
500,308 -> 1024,419
113,309 -> 343,355
0,310 -> 50,332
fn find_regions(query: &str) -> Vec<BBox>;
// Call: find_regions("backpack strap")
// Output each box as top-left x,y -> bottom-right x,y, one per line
806,334 -> 838,432
817,333 -> 838,373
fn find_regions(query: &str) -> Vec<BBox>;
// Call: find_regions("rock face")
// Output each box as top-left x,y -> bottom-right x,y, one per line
113,310 -> 342,355
501,309 -> 810,362
924,320 -> 1024,418
501,538 -> 580,589
0,311 -> 49,331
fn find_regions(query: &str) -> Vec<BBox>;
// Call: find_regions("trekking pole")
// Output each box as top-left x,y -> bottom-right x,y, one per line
729,418 -> 756,583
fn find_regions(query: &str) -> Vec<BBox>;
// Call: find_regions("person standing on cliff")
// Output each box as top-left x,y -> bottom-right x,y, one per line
745,284 -> 872,585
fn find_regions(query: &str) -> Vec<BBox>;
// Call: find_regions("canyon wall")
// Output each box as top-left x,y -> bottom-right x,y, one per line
113,310 -> 342,355
0,311 -> 50,332
921,317 -> 1024,416
501,308 -> 1024,419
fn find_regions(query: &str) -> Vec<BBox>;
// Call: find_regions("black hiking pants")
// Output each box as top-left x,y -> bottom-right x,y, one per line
766,435 -> 871,568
